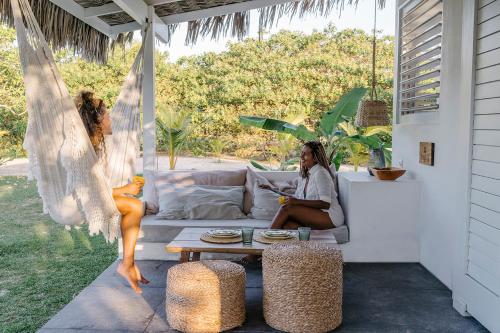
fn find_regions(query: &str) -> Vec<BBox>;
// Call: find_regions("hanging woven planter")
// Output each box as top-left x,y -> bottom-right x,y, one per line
356,99 -> 389,127
355,0 -> 390,127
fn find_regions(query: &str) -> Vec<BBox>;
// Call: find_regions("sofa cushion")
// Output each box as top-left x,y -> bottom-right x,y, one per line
157,185 -> 246,220
140,215 -> 349,244
250,183 -> 282,220
244,167 -> 297,214
243,167 -> 272,214
147,169 -> 247,213
329,164 -> 340,195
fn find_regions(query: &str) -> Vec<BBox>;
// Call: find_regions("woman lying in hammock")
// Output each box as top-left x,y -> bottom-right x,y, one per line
76,91 -> 148,293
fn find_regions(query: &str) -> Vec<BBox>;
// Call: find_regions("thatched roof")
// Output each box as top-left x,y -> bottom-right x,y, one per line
0,0 -> 133,63
0,0 -> 385,63
172,0 -> 385,45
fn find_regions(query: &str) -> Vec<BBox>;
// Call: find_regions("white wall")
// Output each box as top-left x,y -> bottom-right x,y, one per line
392,0 -> 469,288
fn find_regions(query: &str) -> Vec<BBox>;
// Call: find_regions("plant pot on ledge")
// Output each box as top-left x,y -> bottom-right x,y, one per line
367,147 -> 386,176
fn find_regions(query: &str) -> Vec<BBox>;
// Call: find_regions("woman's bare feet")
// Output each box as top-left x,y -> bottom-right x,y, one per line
117,262 -> 142,293
134,264 -> 150,285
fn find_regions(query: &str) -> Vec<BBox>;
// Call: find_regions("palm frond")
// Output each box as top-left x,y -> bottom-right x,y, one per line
0,0 -> 386,61
181,0 -> 386,45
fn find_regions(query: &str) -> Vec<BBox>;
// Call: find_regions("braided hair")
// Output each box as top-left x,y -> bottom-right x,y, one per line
74,90 -> 106,155
300,141 -> 335,180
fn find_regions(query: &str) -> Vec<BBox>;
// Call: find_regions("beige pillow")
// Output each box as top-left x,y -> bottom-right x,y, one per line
149,169 -> 247,212
157,185 -> 246,220
243,167 -> 298,214
243,167 -> 272,214
250,183 -> 282,220
329,164 -> 339,195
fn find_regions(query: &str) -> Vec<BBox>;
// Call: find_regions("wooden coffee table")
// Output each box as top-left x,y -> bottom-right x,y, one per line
165,227 -> 339,262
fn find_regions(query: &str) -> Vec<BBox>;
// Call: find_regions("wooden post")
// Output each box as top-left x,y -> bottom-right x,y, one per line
180,251 -> 190,263
142,6 -> 156,203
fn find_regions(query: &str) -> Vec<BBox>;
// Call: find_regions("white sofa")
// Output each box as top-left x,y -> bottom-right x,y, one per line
119,169 -> 420,262
126,170 -> 349,260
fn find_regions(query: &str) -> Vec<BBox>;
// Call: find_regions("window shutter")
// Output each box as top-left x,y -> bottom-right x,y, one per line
399,0 -> 443,115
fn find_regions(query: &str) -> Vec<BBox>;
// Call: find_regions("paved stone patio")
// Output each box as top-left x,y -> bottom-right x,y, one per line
39,261 -> 487,332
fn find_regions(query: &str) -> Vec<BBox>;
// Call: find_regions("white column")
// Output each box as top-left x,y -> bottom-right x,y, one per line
142,6 -> 156,203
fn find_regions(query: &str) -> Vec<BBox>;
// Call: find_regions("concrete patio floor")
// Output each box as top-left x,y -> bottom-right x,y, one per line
39,261 -> 487,333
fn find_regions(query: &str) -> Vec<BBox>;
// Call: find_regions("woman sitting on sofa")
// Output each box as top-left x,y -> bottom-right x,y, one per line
261,141 -> 344,230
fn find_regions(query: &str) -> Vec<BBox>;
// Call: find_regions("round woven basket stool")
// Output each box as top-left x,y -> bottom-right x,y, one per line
262,241 -> 343,333
166,260 -> 246,333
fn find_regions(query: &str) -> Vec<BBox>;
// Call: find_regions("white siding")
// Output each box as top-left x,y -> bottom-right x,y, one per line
478,0 -> 500,24
467,2 -> 500,297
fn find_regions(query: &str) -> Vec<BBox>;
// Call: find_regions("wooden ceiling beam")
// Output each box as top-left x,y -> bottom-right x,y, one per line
84,2 -> 123,17
111,0 -> 171,43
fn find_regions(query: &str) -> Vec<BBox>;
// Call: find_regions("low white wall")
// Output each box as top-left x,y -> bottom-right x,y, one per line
392,0 -> 469,288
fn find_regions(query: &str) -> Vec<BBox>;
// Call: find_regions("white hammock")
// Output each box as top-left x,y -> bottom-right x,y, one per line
11,0 -> 146,242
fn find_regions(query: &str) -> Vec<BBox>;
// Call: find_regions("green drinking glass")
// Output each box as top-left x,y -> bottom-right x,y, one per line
298,227 -> 311,241
241,227 -> 254,246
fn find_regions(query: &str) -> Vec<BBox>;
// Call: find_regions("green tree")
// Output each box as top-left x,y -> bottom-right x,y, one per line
1,23 -> 394,163
0,26 -> 26,153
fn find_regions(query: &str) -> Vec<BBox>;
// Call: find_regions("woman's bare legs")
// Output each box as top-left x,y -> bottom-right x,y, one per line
114,195 -> 146,293
282,221 -> 301,229
271,205 -> 333,230
242,206 -> 332,265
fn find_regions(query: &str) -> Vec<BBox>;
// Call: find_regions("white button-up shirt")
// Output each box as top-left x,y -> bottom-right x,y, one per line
294,164 -> 345,227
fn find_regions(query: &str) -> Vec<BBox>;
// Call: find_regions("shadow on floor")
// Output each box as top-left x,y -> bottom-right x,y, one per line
39,261 -> 488,333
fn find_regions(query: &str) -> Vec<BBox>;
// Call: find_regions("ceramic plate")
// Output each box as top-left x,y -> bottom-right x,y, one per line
261,230 -> 293,239
208,229 -> 241,238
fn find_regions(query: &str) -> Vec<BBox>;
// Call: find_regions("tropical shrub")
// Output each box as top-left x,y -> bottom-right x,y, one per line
156,105 -> 191,170
240,88 -> 392,170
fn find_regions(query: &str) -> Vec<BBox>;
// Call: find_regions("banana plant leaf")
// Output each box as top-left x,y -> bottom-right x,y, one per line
348,134 -> 384,149
364,126 -> 392,137
283,157 -> 300,165
239,116 -> 317,141
319,87 -> 367,135
383,147 -> 393,164
331,152 -> 345,171
349,134 -> 392,162
250,160 -> 269,170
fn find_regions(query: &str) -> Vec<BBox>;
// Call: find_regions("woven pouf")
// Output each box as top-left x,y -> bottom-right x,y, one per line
166,260 -> 246,333
263,242 -> 343,333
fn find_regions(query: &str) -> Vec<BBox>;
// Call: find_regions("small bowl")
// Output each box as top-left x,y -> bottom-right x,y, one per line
371,167 -> 406,181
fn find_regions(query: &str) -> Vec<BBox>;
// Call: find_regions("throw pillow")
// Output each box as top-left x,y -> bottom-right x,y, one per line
157,185 -> 246,220
156,184 -> 189,219
329,164 -> 339,194
243,167 -> 273,214
250,183 -> 282,220
243,166 -> 299,214
148,169 -> 247,213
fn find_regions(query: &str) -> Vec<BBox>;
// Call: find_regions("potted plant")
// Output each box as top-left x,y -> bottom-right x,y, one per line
239,87 -> 391,171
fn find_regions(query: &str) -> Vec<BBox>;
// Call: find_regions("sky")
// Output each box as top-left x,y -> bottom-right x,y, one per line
157,0 -> 396,62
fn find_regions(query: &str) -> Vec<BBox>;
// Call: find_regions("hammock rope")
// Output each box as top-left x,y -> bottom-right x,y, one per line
107,40 -> 145,188
11,0 -> 146,242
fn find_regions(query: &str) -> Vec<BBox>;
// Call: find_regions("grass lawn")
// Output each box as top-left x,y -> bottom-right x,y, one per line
0,176 -> 117,333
